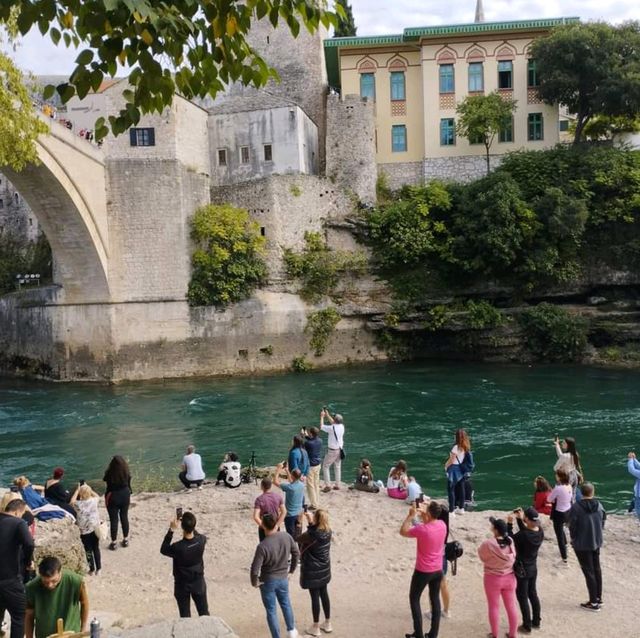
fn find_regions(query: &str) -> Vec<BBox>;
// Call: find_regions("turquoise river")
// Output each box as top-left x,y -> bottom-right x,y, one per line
1,362 -> 638,511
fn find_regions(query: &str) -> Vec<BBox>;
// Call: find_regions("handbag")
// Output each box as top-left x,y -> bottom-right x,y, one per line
332,425 -> 346,460
95,520 -> 108,540
445,535 -> 464,577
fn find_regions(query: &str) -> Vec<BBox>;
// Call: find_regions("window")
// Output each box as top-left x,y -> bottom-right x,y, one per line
527,59 -> 539,88
559,120 -> 569,132
390,71 -> 406,101
240,146 -> 250,164
499,117 -> 514,143
498,60 -> 513,89
439,64 -> 455,93
14,193 -> 18,203
470,132 -> 484,145
29,218 -> 33,226
360,73 -> 376,101
264,144 -> 273,162
260,227 -> 266,237
468,62 -> 484,92
440,118 -> 455,146
528,113 -> 544,141
217,149 -> 227,166
129,127 -> 155,146
391,125 -> 407,152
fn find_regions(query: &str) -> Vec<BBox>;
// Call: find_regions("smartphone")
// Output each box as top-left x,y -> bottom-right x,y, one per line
176,507 -> 183,521
303,504 -> 308,513
79,479 -> 85,486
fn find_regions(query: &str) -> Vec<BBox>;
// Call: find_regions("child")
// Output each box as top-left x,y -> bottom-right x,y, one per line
533,476 -> 552,515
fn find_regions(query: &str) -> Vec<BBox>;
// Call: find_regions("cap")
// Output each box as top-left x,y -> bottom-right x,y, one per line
489,516 -> 508,537
53,467 -> 64,479
523,507 -> 540,522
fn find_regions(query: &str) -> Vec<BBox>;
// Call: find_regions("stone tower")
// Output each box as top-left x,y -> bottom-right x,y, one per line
475,0 -> 485,23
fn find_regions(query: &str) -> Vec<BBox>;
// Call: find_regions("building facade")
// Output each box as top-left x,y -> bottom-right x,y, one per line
325,17 -> 579,186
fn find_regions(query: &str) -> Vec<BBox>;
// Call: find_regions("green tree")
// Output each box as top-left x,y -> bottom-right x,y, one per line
333,0 -> 356,37
1,1 -> 337,140
531,22 -> 640,144
456,91 -> 517,175
188,203 -> 267,307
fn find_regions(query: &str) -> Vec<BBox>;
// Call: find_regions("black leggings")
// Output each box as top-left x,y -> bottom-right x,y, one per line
106,488 -> 130,541
309,585 -> 330,623
516,572 -> 541,630
410,569 -> 443,638
551,510 -> 570,560
80,532 -> 102,572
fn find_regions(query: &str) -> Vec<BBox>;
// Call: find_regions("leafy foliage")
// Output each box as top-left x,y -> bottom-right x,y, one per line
291,355 -> 313,373
333,0 -> 356,37
456,91 -> 517,174
1,1 -> 337,140
187,204 -> 267,307
519,303 -> 588,362
305,307 -> 341,356
283,231 -> 367,303
531,22 -> 640,143
0,232 -> 52,295
465,300 -> 504,329
422,305 -> 449,331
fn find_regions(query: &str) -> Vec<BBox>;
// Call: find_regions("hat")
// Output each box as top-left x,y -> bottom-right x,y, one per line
53,467 -> 64,479
489,516 -> 508,537
523,507 -> 540,522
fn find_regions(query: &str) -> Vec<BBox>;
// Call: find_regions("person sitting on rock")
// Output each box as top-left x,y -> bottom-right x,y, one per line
216,452 -> 242,488
13,478 -> 71,522
25,556 -> 89,638
387,461 -> 409,500
351,459 -> 380,493
405,476 -> 424,505
44,468 -> 73,515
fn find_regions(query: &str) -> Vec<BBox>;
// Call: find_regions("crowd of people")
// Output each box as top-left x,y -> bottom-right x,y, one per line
0,408 -> 639,638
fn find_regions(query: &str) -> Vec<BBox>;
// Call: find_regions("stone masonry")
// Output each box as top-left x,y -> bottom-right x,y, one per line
0,175 -> 39,242
378,161 -> 424,190
423,155 -> 504,183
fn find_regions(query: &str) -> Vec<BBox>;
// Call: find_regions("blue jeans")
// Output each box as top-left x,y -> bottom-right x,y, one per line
260,578 -> 295,638
635,495 -> 640,520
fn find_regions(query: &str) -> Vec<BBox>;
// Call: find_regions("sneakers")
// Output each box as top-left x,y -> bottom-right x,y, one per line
454,507 -> 465,515
580,602 -> 601,612
121,538 -> 129,548
332,485 -> 340,490
287,630 -> 299,638
108,541 -> 117,551
518,625 -> 532,634
320,620 -> 333,633
197,485 -> 203,491
305,626 -> 321,637
322,487 -> 332,493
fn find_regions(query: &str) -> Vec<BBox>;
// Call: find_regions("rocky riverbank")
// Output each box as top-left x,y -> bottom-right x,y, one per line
19,483 -> 640,637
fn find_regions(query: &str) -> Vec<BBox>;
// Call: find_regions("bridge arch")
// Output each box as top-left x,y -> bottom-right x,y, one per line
1,117 -> 111,303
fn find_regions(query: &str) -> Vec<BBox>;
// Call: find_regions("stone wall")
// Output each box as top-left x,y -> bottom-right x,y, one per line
210,174 -> 356,281
0,175 -> 39,241
378,161 -> 424,190
326,95 -> 377,204
423,155 -> 504,183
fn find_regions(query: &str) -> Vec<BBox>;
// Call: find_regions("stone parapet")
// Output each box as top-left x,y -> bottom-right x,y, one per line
423,155 -> 504,183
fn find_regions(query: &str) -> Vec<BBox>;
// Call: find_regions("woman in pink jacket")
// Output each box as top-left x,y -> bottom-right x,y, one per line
478,517 -> 518,638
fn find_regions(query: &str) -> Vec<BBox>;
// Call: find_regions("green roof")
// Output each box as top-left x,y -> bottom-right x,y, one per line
324,17 -> 580,88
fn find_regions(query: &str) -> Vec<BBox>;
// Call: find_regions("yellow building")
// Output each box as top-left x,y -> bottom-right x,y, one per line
324,17 -> 579,186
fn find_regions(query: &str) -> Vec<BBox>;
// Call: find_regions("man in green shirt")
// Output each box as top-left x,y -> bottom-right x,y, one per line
25,556 -> 89,638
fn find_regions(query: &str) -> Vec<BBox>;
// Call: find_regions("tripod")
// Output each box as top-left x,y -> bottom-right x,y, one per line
242,451 -> 258,485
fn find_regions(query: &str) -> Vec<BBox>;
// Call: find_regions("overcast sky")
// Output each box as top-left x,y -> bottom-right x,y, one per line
6,0 -> 638,75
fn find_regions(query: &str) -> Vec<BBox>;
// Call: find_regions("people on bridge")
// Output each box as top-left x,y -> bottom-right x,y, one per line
320,409 -> 345,492
508,507 -> 544,633
302,427 -> 323,508
400,499 -> 447,638
478,517 -> 519,638
103,456 -> 132,551
387,460 -> 408,500
548,470 -> 572,564
627,451 -> 640,521
250,513 -> 300,638
179,445 -> 206,492
532,476 -> 552,516
70,484 -> 102,576
25,556 -> 89,638
570,483 -> 606,612
298,508 -> 333,637
160,511 -> 209,618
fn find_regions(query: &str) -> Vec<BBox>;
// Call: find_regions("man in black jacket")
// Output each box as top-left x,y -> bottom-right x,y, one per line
0,499 -> 35,638
508,506 -> 544,633
160,511 -> 209,618
569,483 -> 606,612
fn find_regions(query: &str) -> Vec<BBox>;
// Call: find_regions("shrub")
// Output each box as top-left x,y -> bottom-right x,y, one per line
283,231 -> 367,303
465,300 -> 505,329
0,232 -> 52,295
187,204 -> 267,307
519,303 -> 588,362
305,307 -> 341,356
423,305 -> 450,331
291,356 -> 313,373
290,183 -> 303,197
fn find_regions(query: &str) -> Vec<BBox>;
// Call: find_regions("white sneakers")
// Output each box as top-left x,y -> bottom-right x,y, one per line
287,630 -> 299,638
320,620 -> 333,633
305,626 -> 321,637
453,507 -> 465,515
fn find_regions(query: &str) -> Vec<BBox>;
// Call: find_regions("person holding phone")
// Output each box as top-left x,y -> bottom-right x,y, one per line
160,511 -> 209,618
320,409 -> 345,493
400,500 -> 447,638
627,452 -> 640,521
273,464 -> 305,539
70,485 -> 102,576
548,470 -> 573,563
553,436 -> 584,501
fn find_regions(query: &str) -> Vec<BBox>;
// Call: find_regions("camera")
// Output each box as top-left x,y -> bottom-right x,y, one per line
79,479 -> 85,486
176,507 -> 183,520
303,504 -> 308,513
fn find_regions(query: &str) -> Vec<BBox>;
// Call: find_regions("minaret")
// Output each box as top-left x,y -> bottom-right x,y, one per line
475,0 -> 485,23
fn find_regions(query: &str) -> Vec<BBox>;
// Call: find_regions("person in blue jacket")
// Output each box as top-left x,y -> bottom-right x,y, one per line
628,452 -> 640,521
288,435 -> 310,478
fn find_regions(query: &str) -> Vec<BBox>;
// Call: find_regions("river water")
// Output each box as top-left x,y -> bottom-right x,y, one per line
1,362 -> 638,511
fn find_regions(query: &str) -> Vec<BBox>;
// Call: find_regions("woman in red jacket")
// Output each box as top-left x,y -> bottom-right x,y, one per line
533,476 -> 552,516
